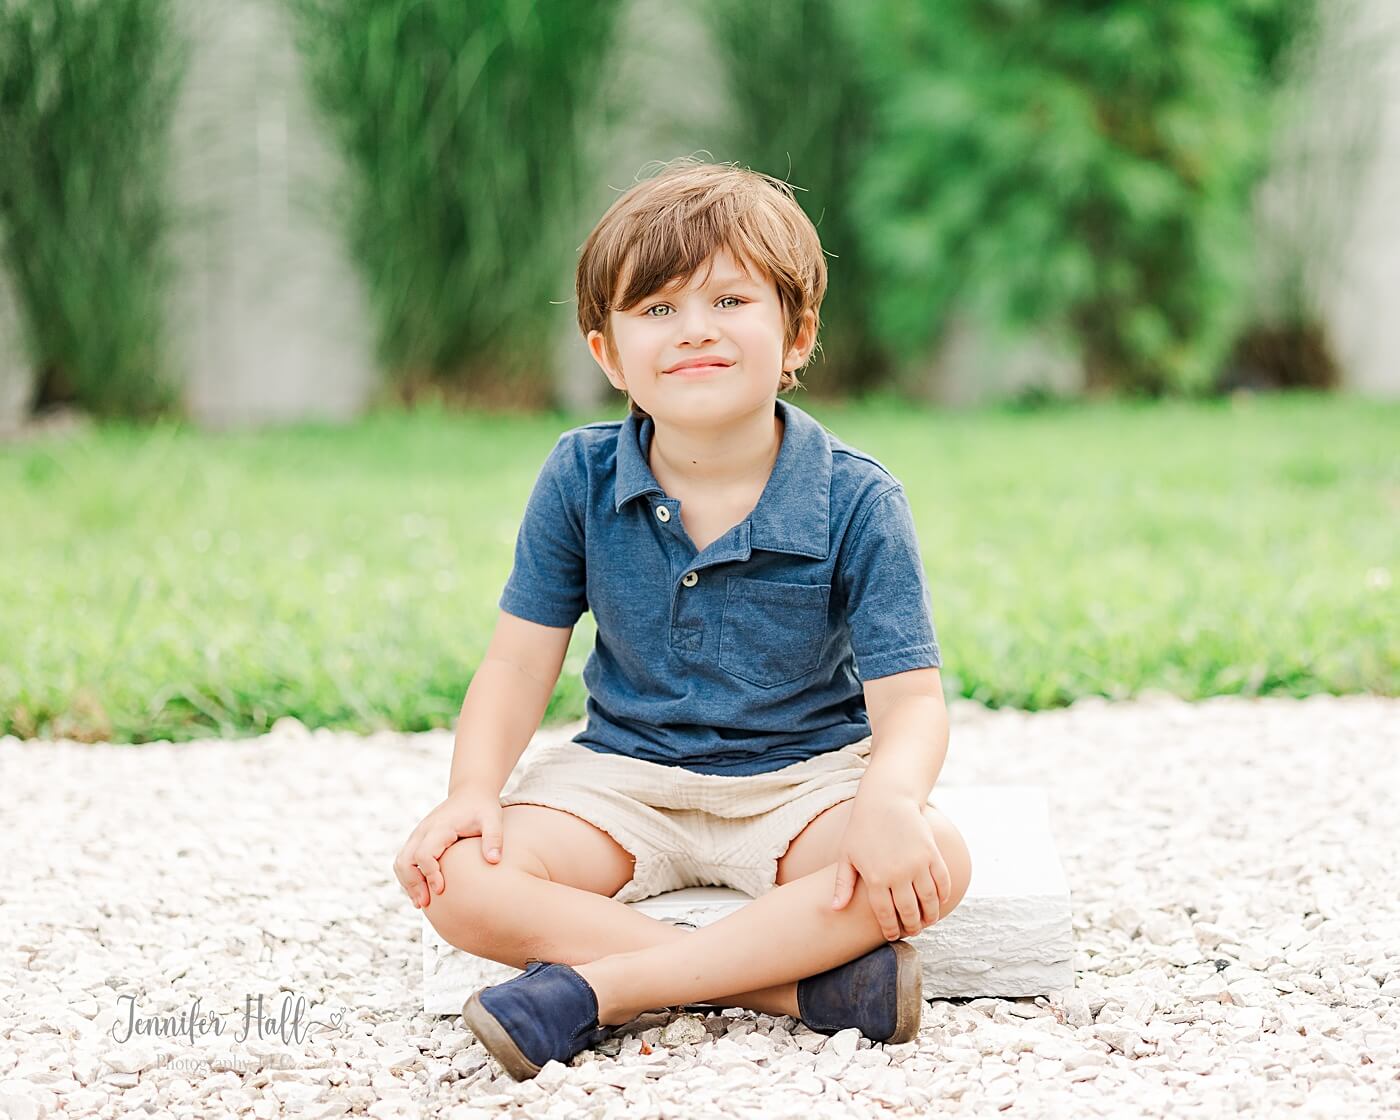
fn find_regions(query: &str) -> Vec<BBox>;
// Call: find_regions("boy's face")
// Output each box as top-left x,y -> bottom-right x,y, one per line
586,247 -> 816,429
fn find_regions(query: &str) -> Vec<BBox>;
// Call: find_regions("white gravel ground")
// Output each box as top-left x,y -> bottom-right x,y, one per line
2,692 -> 1397,1119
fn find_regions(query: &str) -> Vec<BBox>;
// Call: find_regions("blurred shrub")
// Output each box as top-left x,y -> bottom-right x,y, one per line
0,0 -> 186,417
286,0 -> 625,402
841,0 -> 1315,396
701,0 -> 890,397
1234,0 -> 1317,83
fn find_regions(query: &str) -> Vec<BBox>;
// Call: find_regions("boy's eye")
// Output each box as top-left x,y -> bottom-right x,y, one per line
643,296 -> 746,317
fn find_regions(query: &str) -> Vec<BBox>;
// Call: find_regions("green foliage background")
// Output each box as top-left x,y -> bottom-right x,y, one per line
0,0 -> 1334,413
0,0 -> 186,416
838,0 -> 1317,396
285,0 -> 626,398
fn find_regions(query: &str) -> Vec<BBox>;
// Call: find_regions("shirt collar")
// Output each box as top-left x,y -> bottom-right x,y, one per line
614,398 -> 832,559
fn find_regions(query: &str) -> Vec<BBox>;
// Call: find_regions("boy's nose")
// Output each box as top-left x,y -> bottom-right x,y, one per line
673,309 -> 720,345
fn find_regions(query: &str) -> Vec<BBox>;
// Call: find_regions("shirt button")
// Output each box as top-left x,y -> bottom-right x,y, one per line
655,505 -> 671,523
681,571 -> 699,587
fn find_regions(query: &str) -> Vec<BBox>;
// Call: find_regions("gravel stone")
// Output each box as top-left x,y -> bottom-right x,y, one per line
659,1016 -> 707,1047
2,695 -> 1397,1117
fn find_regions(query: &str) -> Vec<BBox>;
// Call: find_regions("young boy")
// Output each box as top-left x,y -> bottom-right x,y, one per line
393,159 -> 972,1081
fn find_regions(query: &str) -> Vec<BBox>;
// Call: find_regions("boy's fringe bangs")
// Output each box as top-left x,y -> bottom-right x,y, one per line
609,192 -> 809,319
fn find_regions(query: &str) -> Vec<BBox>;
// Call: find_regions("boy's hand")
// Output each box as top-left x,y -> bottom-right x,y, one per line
393,786 -> 506,910
830,791 -> 950,940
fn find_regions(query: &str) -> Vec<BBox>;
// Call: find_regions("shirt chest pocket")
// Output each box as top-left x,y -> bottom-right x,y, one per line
718,577 -> 831,689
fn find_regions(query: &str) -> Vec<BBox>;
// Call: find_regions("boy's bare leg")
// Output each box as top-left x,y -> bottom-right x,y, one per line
427,858 -> 801,1018
571,862 -> 894,1027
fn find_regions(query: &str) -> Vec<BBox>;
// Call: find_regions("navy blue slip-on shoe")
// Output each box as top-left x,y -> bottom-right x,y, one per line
796,939 -> 923,1044
462,959 -> 612,1081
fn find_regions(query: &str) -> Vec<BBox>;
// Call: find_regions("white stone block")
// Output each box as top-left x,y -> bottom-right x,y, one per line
422,784 -> 1072,1014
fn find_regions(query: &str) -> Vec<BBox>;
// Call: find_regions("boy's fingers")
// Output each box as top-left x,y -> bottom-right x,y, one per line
415,857 -> 443,898
831,858 -> 856,908
916,867 -> 941,926
402,870 -> 427,908
480,815 -> 503,862
862,885 -> 887,937
892,883 -> 921,936
392,857 -> 425,906
875,891 -> 901,941
930,854 -> 951,905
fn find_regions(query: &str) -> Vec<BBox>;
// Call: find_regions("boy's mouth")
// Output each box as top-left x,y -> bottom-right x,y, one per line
663,360 -> 734,377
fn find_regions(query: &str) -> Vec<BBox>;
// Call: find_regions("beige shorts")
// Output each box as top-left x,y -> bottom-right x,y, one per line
498,736 -> 876,903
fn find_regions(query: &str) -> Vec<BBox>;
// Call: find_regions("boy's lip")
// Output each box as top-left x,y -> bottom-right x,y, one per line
664,357 -> 734,373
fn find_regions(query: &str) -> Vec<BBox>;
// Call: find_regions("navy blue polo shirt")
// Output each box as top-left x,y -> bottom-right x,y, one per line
497,398 -> 941,776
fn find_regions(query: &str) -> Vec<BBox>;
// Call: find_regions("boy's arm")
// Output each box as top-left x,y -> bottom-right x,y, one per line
447,608 -> 573,797
835,483 -> 944,804
857,667 -> 948,807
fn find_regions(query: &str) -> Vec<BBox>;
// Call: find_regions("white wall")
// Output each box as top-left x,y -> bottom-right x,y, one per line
1300,0 -> 1400,397
164,0 -> 379,429
0,265 -> 35,434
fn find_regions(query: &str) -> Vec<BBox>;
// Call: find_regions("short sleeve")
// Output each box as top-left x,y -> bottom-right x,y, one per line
838,485 -> 941,681
497,436 -> 588,628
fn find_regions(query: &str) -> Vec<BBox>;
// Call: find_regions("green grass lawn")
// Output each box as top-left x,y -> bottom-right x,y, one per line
2,391 -> 1395,742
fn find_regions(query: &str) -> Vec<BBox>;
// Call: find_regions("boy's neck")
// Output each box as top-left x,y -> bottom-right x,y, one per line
648,401 -> 784,495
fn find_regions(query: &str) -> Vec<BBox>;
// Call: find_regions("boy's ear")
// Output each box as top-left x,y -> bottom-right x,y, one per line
587,329 -> 627,392
783,309 -> 819,372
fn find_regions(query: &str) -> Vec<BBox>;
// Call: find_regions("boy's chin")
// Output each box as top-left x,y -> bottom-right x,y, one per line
654,398 -> 777,429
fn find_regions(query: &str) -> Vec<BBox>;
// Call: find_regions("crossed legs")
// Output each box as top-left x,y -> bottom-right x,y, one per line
420,800 -> 971,1026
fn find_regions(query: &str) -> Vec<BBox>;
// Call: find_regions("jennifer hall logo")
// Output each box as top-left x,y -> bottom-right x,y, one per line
109,992 -> 351,1048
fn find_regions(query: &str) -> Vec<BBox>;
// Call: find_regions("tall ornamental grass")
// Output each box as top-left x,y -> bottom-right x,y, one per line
840,0 -> 1318,396
286,0 -> 626,402
0,0 -> 187,416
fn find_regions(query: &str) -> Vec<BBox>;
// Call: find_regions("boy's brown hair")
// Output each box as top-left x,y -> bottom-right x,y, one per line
576,158 -> 828,418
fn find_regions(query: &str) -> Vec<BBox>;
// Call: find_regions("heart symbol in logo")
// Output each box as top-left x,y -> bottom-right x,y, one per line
310,1009 -> 348,1036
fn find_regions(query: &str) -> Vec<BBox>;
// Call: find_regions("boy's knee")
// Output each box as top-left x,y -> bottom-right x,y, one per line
440,835 -> 549,894
420,838 -> 547,949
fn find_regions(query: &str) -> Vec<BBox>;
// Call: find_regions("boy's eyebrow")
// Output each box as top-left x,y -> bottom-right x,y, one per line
707,273 -> 761,286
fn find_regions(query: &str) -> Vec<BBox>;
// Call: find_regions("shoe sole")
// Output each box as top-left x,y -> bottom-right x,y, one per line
888,940 -> 923,1044
461,990 -> 541,1082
